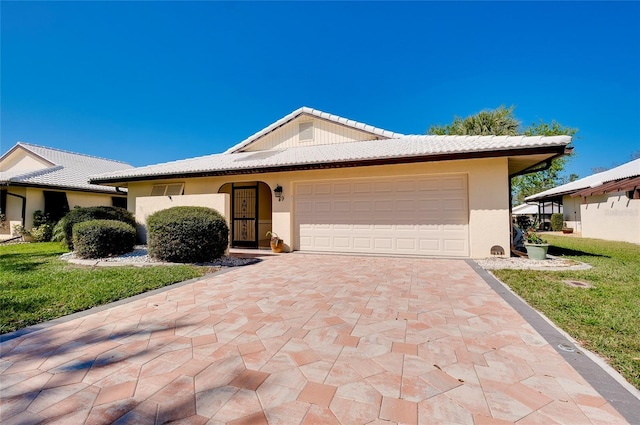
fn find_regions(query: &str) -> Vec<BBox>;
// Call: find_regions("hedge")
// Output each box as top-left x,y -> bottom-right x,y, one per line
62,206 -> 136,249
551,213 -> 564,232
147,206 -> 229,263
73,219 -> 136,259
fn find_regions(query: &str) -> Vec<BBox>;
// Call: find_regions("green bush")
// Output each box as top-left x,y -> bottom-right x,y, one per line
551,213 -> 564,231
33,210 -> 52,227
73,220 -> 136,259
51,218 -> 66,243
62,206 -> 136,250
147,206 -> 229,263
31,223 -> 53,242
515,215 -> 532,231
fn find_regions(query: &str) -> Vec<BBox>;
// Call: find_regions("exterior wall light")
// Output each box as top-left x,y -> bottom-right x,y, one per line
274,185 -> 284,202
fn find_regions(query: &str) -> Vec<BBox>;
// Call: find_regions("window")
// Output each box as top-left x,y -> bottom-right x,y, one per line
0,189 -> 6,216
150,183 -> 184,196
299,122 -> 314,142
112,196 -> 127,208
43,191 -> 70,222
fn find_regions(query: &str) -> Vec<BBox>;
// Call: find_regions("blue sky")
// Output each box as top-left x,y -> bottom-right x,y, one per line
2,1 -> 639,179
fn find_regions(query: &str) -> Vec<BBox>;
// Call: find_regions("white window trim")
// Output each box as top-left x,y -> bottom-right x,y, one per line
150,183 -> 185,196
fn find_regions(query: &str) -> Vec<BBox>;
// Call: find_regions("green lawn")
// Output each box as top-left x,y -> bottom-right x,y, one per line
493,235 -> 640,389
0,242 -> 207,334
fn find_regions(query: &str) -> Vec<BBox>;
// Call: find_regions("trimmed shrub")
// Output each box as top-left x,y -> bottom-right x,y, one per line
73,220 -> 136,259
62,206 -> 136,249
551,213 -> 564,232
147,206 -> 229,263
31,223 -> 53,242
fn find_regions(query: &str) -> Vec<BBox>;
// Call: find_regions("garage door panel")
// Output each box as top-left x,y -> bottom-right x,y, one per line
396,180 -> 416,191
419,239 -> 441,251
417,180 -> 441,191
417,199 -> 441,211
374,238 -> 393,249
444,239 -> 466,252
315,202 -> 332,212
374,200 -> 394,212
396,200 -> 415,211
295,175 -> 468,257
314,184 -> 332,195
296,184 -> 314,196
313,236 -> 331,248
443,198 -> 465,209
353,200 -> 371,212
353,238 -> 372,248
396,239 -> 416,250
333,237 -> 351,248
353,182 -> 372,193
333,201 -> 351,212
334,183 -> 351,194
442,177 -> 465,189
297,201 -> 314,213
374,182 -> 393,192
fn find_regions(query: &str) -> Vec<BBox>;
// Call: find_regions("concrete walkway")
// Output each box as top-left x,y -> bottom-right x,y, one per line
0,254 -> 633,424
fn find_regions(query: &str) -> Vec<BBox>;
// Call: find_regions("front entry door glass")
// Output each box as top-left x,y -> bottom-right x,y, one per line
232,186 -> 258,248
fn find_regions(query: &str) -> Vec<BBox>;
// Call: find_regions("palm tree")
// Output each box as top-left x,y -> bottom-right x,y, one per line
428,105 -> 520,136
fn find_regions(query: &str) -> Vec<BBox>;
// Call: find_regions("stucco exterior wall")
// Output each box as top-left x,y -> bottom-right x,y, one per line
580,192 -> 640,244
135,194 -> 231,243
67,192 -> 119,209
1,149 -> 51,172
0,186 -> 122,232
1,187 -> 26,237
126,157 -> 510,258
562,195 -> 582,232
243,115 -> 381,152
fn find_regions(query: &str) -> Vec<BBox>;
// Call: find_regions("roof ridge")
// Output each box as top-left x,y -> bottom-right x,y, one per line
224,107 -> 405,154
17,141 -> 132,165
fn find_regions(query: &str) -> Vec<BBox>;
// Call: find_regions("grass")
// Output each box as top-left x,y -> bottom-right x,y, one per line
493,234 -> 640,389
0,242 -> 208,334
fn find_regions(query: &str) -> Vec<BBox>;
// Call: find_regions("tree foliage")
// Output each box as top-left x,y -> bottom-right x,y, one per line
428,106 -> 520,136
428,106 -> 578,205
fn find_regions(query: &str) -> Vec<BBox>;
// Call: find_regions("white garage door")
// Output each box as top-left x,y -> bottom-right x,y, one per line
294,175 -> 469,257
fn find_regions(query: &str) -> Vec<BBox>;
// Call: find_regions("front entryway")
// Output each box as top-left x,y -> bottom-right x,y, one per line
219,182 -> 273,249
232,185 -> 258,248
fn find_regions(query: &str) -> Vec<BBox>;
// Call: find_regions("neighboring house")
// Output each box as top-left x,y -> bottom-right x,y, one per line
90,107 -> 571,258
0,142 -> 133,239
526,158 -> 640,244
512,202 -> 563,230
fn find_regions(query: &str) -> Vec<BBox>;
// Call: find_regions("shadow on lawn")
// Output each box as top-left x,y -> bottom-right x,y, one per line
548,245 -> 610,258
0,255 -> 50,273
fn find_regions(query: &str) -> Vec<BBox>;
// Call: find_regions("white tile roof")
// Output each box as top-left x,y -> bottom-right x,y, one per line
526,158 -> 640,201
512,202 -> 562,215
0,142 -> 133,193
224,107 -> 405,153
91,134 -> 571,183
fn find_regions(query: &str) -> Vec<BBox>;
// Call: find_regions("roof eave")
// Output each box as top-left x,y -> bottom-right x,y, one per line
0,143 -> 57,167
3,181 -> 127,195
92,144 -> 568,186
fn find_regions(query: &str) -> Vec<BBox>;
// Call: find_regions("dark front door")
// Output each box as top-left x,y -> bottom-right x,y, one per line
232,185 -> 258,248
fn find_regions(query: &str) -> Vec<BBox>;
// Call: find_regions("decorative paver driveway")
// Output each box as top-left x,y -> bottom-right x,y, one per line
0,255 -> 630,424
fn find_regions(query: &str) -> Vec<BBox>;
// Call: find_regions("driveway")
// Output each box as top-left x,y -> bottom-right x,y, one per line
0,254 -> 632,424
